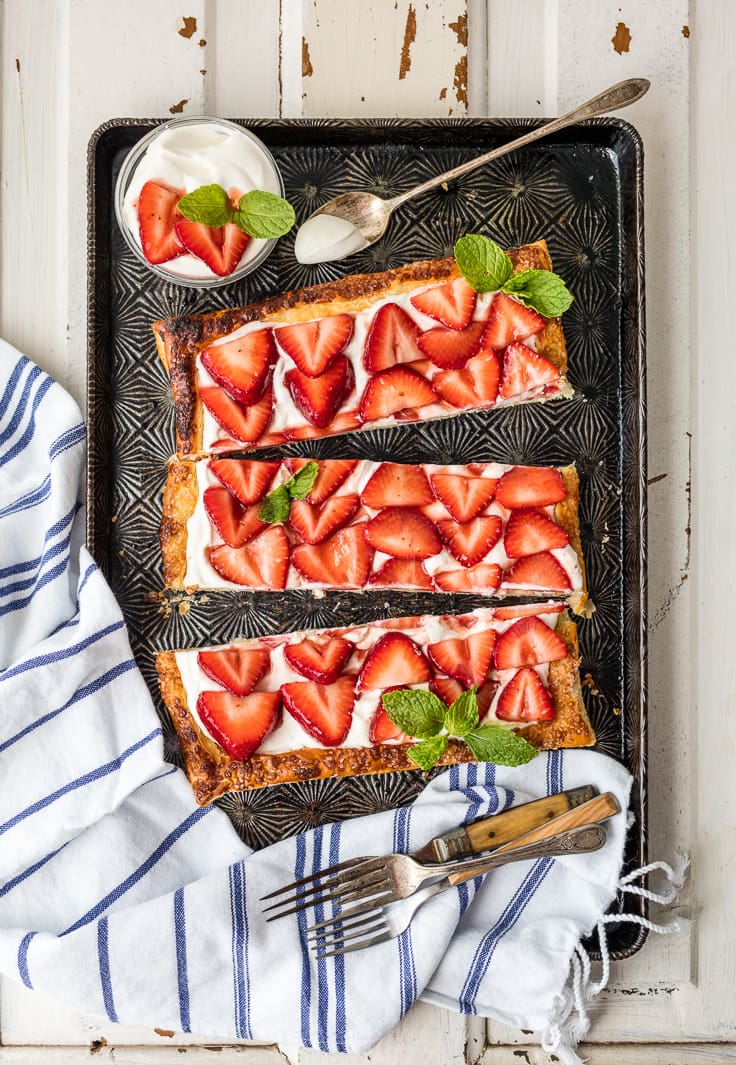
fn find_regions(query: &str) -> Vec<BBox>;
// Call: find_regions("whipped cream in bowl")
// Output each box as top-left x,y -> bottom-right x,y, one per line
114,115 -> 285,288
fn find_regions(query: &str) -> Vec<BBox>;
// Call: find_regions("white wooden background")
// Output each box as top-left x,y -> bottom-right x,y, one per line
1,1 -> 734,1062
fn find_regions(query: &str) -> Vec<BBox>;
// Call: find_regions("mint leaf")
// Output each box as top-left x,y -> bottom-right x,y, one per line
235,190 -> 296,239
408,734 -> 448,771
502,269 -> 573,318
382,689 -> 446,739
258,485 -> 291,524
464,724 -> 537,767
286,460 -> 319,500
177,183 -> 234,227
444,687 -> 479,738
454,234 -> 513,293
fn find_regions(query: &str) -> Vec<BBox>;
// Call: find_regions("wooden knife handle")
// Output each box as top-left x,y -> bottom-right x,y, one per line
490,792 -> 621,855
464,785 -> 597,854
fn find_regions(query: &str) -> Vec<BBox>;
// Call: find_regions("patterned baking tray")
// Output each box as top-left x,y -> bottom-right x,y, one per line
86,118 -> 647,958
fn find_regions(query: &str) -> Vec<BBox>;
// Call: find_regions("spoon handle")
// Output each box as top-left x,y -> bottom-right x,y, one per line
388,77 -> 650,210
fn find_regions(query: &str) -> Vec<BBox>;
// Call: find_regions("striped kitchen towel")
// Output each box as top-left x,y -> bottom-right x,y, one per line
0,340 -> 655,1060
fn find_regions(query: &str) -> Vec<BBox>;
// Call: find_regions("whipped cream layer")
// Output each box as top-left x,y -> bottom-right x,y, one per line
122,121 -> 280,279
174,605 -> 563,755
197,282 -> 564,453
182,457 -> 583,596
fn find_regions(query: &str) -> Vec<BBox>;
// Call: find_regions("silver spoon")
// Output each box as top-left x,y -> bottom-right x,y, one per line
295,77 -> 650,263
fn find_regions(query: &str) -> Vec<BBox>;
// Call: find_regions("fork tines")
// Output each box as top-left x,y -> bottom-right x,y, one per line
262,858 -> 390,921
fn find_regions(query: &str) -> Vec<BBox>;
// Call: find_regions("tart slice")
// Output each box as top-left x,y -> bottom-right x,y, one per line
156,603 -> 594,804
152,243 -> 569,458
160,457 -> 588,613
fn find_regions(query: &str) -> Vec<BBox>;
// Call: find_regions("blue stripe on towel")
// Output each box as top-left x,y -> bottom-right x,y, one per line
17,931 -> 36,989
174,888 -> 191,1033
329,821 -> 347,1053
0,658 -> 137,755
295,833 -> 312,1047
62,805 -> 210,935
0,619 -> 125,683
97,918 -> 119,1022
393,806 -> 417,1017
0,728 -> 161,837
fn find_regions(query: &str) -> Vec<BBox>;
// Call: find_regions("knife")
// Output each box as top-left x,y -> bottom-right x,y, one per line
412,783 -> 598,864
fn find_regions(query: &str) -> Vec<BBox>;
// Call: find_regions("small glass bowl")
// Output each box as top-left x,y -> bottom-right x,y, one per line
114,115 -> 284,289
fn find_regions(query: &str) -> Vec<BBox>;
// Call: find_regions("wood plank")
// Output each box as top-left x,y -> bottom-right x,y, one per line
300,0 -> 468,117
485,0 -> 554,116
482,1045 -> 736,1064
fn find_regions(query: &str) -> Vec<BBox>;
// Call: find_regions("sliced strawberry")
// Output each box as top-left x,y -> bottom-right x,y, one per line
358,632 -> 431,691
360,462 -> 434,509
359,366 -> 437,422
291,523 -> 374,587
496,668 -> 554,722
477,680 -> 498,719
499,342 -> 559,399
365,507 -> 441,560
201,330 -> 277,406
284,636 -> 353,684
429,677 -> 465,706
494,466 -> 567,510
494,615 -> 568,670
434,563 -> 502,592
504,551 -> 572,591
427,629 -> 496,688
275,314 -> 353,377
175,219 -> 249,277
288,494 -> 359,544
203,486 -> 265,547
363,303 -> 421,371
200,387 -> 273,445
281,675 -> 356,746
369,558 -> 435,590
197,648 -> 271,697
284,458 -> 359,505
493,602 -> 565,621
503,508 -> 570,557
197,690 -> 282,760
483,292 -> 545,348
433,348 -> 500,408
411,277 -> 477,330
437,515 -> 503,567
137,181 -> 184,264
208,526 -> 289,589
416,321 -> 486,369
369,696 -> 410,744
430,473 -> 497,523
208,459 -> 281,506
285,355 -> 354,428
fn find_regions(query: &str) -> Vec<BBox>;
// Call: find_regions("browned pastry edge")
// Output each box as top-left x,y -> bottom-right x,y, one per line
155,610 -> 594,806
159,460 -> 588,614
152,242 -> 567,457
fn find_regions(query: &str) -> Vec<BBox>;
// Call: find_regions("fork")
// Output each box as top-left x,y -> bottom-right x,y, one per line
262,791 -> 620,921
308,824 -> 607,958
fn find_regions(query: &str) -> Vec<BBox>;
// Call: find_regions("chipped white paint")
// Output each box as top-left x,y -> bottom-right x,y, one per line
0,0 -> 732,1060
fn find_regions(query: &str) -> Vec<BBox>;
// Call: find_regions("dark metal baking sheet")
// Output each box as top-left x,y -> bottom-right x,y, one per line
86,117 -> 647,958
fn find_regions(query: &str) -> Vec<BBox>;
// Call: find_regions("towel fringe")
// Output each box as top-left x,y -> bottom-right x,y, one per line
540,854 -> 688,1065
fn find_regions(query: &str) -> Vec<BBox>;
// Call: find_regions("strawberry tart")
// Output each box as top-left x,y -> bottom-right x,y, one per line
160,457 -> 588,613
156,603 -> 594,804
152,242 -> 569,457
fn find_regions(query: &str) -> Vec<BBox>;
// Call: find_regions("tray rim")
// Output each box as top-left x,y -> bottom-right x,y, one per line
85,115 -> 647,960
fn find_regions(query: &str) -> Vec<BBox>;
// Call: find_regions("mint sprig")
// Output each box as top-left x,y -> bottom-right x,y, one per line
382,685 -> 538,771
258,461 -> 320,523
177,183 -> 295,239
454,233 -> 573,318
